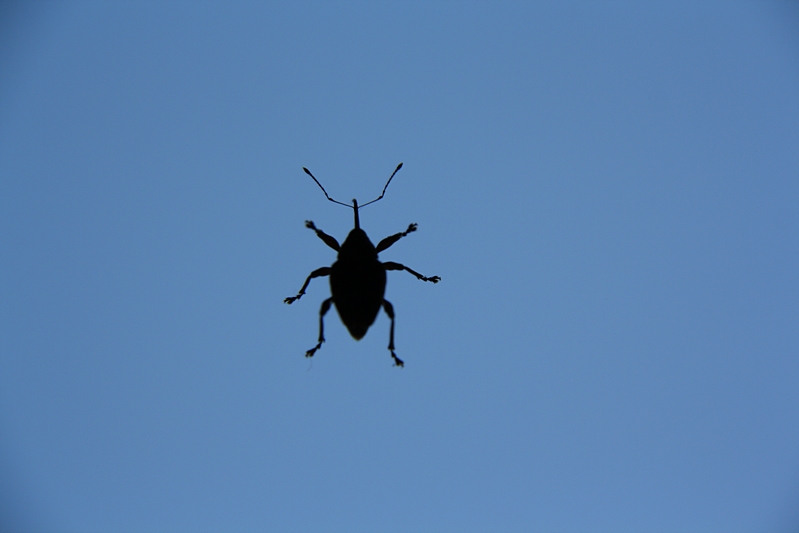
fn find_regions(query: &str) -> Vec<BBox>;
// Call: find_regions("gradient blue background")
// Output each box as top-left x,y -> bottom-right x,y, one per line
1,2 -> 798,531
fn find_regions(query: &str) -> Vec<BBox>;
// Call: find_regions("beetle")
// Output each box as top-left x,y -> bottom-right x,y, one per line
284,162 -> 440,367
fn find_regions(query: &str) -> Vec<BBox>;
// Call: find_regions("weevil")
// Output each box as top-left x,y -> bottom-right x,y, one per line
284,163 -> 440,367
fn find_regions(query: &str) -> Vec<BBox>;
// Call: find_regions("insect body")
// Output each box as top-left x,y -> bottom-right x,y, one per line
284,163 -> 440,367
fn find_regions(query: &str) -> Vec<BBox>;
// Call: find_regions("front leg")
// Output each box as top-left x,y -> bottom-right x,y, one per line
376,223 -> 417,253
284,266 -> 331,304
383,261 -> 440,283
305,221 -> 340,252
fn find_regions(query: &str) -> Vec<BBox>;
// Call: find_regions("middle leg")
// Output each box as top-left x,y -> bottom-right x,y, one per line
383,261 -> 440,283
284,266 -> 331,304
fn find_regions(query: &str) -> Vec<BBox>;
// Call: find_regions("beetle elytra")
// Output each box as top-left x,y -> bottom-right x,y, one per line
284,163 -> 440,367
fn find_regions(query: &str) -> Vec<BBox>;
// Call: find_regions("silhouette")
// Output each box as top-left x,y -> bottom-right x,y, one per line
284,163 -> 440,367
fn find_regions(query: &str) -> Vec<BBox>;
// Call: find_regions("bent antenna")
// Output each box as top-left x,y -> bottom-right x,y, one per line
301,163 -> 403,209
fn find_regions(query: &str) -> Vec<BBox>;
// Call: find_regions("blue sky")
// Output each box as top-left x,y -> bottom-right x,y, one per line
1,2 -> 798,531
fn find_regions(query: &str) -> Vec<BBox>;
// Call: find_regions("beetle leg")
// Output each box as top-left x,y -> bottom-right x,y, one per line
382,261 -> 441,283
305,221 -> 340,251
284,266 -> 331,304
382,300 -> 404,367
375,223 -> 418,253
306,297 -> 333,358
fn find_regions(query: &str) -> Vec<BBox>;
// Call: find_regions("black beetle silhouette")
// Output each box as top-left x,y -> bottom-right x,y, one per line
284,163 -> 440,367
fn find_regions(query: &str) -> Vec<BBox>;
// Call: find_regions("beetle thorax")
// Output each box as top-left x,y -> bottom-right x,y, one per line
339,228 -> 377,260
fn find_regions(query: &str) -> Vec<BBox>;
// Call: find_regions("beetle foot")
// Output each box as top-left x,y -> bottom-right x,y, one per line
284,294 -> 302,304
390,351 -> 404,367
305,341 -> 323,358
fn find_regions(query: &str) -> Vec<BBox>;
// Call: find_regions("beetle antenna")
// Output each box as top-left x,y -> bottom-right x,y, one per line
301,162 -> 403,212
360,162 -> 403,208
302,167 -> 353,208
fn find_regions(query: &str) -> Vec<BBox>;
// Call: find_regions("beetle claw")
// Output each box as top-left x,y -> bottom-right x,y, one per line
390,351 -> 404,367
305,341 -> 324,358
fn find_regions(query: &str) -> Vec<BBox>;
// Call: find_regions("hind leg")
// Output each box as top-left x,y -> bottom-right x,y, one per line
306,297 -> 333,358
382,300 -> 404,367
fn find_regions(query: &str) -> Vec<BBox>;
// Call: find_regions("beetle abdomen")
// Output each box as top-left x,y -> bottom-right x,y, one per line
330,259 -> 386,340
